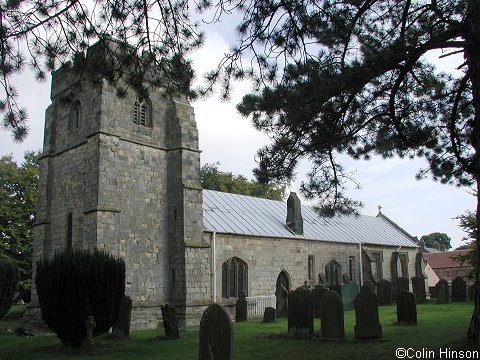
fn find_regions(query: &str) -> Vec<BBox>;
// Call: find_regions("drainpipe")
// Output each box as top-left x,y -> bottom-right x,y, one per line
211,231 -> 216,303
359,242 -> 364,286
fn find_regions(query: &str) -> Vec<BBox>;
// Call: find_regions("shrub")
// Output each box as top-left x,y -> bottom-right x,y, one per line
35,249 -> 126,348
0,258 -> 20,319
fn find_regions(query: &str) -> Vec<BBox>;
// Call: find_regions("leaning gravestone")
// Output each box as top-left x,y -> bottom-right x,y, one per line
397,277 -> 410,293
288,287 -> 313,337
199,304 -> 233,360
377,279 -> 392,306
263,307 -> 276,323
235,290 -> 247,322
411,276 -> 426,304
452,277 -> 467,301
354,285 -> 382,339
435,279 -> 449,304
113,295 -> 133,338
320,289 -> 345,339
161,304 -> 180,339
396,291 -> 417,325
312,284 -> 327,318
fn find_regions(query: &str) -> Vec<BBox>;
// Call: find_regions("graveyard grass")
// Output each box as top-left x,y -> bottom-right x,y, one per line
1,302 -> 478,360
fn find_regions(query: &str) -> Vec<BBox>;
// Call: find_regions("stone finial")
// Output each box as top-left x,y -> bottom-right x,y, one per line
378,205 -> 382,214
286,192 -> 303,235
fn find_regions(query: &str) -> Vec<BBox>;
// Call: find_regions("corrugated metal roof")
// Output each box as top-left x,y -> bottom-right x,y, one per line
203,189 -> 417,248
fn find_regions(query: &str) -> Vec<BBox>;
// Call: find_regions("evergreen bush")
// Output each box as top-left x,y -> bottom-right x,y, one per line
0,258 -> 20,318
35,249 -> 126,348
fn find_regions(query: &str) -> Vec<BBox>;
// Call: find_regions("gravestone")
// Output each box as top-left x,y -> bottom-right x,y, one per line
288,287 -> 314,337
469,284 -> 476,301
312,284 -> 327,318
199,304 -> 233,360
275,285 -> 289,318
452,277 -> 467,301
411,276 -> 426,304
363,280 -> 376,295
320,289 -> 345,339
377,279 -> 392,306
318,273 -> 329,286
263,307 -> 276,323
161,304 -> 180,339
82,315 -> 96,353
235,290 -> 247,322
435,279 -> 449,304
113,295 -> 133,338
396,291 -> 417,325
397,276 -> 410,293
354,285 -> 382,339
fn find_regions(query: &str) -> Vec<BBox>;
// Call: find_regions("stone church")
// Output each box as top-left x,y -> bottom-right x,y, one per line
30,39 -> 418,328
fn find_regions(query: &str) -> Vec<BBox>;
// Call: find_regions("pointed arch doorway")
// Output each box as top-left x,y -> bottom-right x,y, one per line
275,270 -> 290,317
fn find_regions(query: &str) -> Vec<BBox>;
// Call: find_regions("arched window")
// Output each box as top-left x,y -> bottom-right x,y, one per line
132,97 -> 151,127
325,259 -> 341,286
69,100 -> 81,130
222,257 -> 248,298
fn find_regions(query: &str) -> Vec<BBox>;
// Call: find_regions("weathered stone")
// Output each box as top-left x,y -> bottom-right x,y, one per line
82,315 -> 96,353
288,287 -> 313,337
161,304 -> 180,339
263,307 -> 276,323
113,295 -> 132,338
435,279 -> 449,304
275,285 -> 289,318
354,285 -> 382,339
396,291 -> 417,325
363,280 -> 376,295
396,277 -> 410,293
235,291 -> 247,322
199,304 -> 233,360
320,289 -> 345,339
452,277 -> 467,302
318,273 -> 329,286
312,284 -> 327,318
377,279 -> 392,306
411,276 -> 426,304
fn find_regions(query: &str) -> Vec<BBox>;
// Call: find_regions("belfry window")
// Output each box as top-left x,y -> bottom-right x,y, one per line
133,97 -> 150,127
69,100 -> 81,130
222,257 -> 248,298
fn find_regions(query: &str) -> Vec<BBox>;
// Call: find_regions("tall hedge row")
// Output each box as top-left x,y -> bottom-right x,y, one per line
35,249 -> 126,348
0,258 -> 19,318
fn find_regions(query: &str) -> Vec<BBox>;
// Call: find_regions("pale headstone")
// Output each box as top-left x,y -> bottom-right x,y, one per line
161,304 -> 180,339
113,295 -> 132,338
452,277 -> 467,301
288,287 -> 313,337
263,307 -> 276,323
396,291 -> 417,325
354,285 -> 382,339
411,276 -> 426,304
377,279 -> 392,306
275,285 -> 289,318
235,291 -> 247,322
435,279 -> 449,304
82,315 -> 96,353
198,304 -> 233,360
320,289 -> 345,339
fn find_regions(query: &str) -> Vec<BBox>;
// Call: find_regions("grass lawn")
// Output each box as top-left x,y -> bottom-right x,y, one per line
0,301 -> 478,359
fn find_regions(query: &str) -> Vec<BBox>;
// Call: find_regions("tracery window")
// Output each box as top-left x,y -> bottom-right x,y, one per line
325,259 -> 341,286
222,257 -> 248,298
132,97 -> 151,127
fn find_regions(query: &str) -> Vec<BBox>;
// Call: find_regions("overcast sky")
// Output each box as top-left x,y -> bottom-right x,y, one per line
0,25 -> 475,250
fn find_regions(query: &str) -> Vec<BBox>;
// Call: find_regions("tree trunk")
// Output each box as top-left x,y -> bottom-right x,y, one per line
466,0 -> 480,344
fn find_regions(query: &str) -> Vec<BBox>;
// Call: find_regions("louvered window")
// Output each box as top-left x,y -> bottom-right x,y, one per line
133,97 -> 150,127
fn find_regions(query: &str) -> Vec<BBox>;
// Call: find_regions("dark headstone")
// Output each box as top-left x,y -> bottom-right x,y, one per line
263,307 -> 276,323
435,279 -> 449,304
275,285 -> 289,317
318,273 -> 329,286
235,290 -> 247,322
320,290 -> 345,339
452,277 -> 467,301
161,304 -> 180,339
396,291 -> 417,325
377,279 -> 392,306
397,277 -> 410,293
288,287 -> 313,337
312,284 -> 327,318
411,276 -> 426,304
354,285 -> 382,339
363,280 -> 376,295
469,284 -> 476,301
113,295 -> 133,338
199,304 -> 233,360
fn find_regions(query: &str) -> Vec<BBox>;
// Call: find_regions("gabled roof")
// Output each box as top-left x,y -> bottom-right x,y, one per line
202,190 -> 417,248
423,251 -> 470,269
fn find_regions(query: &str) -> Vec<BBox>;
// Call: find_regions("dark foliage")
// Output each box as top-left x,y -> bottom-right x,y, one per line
35,249 -> 126,348
0,258 -> 19,318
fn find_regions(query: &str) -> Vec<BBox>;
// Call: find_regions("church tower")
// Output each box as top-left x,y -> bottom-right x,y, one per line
31,39 -> 210,328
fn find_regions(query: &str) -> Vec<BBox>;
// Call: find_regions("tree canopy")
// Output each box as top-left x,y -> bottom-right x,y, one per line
420,232 -> 452,251
200,162 -> 286,200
